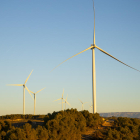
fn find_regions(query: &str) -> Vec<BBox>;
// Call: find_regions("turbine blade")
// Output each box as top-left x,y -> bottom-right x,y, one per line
25,86 -> 34,100
93,0 -> 95,45
62,88 -> 64,97
83,102 -> 88,104
66,100 -> 71,107
7,84 -> 23,86
29,90 -> 34,94
35,87 -> 46,94
24,70 -> 33,84
59,102 -> 65,104
50,46 -> 93,72
66,94 -> 68,101
95,46 -> 140,72
53,98 -> 61,102
79,99 -> 83,104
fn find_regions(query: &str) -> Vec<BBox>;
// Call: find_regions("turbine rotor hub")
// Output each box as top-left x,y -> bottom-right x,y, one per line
91,44 -> 96,49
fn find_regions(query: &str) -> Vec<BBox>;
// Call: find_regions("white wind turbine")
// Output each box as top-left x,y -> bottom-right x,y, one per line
7,70 -> 33,115
61,94 -> 71,110
89,101 -> 93,113
51,1 -> 140,113
54,89 -> 65,110
29,87 -> 46,115
79,99 -> 88,111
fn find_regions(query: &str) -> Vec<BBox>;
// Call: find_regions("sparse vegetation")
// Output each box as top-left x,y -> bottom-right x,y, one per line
0,114 -> 45,120
1,110 -> 140,140
0,109 -> 104,140
102,117 -> 140,140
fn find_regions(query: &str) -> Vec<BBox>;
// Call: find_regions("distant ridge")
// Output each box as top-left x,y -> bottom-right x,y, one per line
100,112 -> 140,118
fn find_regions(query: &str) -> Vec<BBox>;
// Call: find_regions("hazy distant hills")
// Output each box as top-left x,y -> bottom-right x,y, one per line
100,112 -> 140,118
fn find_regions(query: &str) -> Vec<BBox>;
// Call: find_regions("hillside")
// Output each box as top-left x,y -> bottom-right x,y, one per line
1,111 -> 140,139
100,112 -> 140,118
0,109 -> 104,140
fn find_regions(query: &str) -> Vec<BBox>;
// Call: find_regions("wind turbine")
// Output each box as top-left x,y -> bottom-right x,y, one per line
89,101 -> 93,113
51,1 -> 140,114
7,70 -> 33,115
29,87 -> 46,115
79,99 -> 88,111
62,94 -> 71,110
54,89 -> 65,110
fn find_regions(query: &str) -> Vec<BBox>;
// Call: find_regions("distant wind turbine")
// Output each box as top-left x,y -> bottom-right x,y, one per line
79,99 -> 88,111
62,94 -> 71,110
51,1 -> 140,114
54,89 -> 65,110
7,70 -> 33,115
29,87 -> 46,115
89,101 -> 93,113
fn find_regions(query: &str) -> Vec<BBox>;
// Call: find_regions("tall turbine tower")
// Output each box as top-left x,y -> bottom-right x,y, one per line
7,70 -> 33,115
29,87 -> 46,115
51,1 -> 140,113
92,1 -> 96,113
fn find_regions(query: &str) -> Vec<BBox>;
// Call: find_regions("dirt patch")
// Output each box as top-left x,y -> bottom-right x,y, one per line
82,127 -> 96,140
82,119 -> 114,140
11,119 -> 44,128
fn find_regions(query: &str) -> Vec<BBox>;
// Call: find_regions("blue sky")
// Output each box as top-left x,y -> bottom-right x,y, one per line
0,0 -> 140,116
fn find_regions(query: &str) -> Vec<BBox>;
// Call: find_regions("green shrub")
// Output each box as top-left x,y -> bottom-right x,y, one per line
81,110 -> 104,128
44,109 -> 86,139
